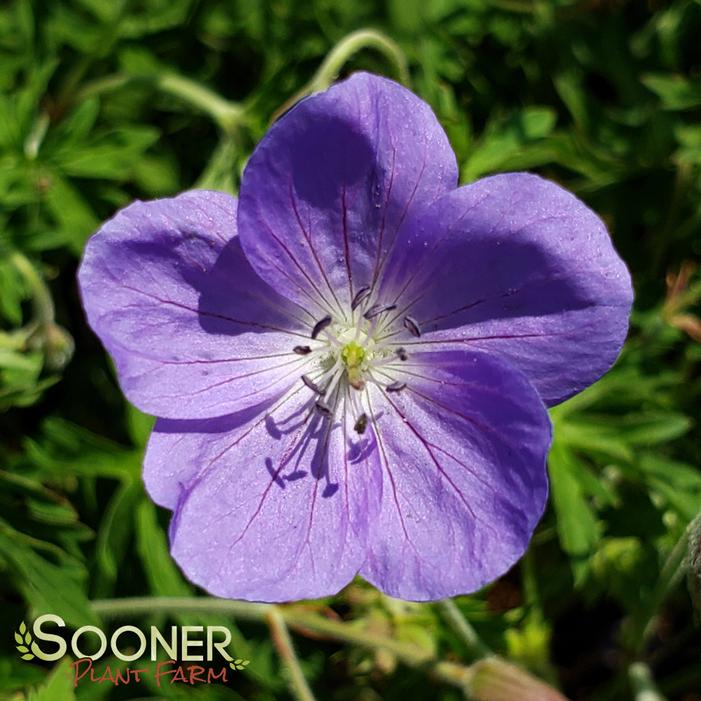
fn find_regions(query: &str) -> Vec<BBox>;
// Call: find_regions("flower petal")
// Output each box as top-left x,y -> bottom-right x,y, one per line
361,349 -> 551,601
78,191 -> 314,419
144,405 -> 264,510
378,173 -> 633,406
166,387 -> 382,601
238,72 -> 457,315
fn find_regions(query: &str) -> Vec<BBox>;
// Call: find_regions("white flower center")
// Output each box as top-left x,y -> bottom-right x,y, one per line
293,291 -> 419,433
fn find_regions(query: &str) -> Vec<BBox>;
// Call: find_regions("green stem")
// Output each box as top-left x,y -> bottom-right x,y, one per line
5,251 -> 74,369
266,607 -> 317,701
195,134 -> 240,193
55,0 -> 128,104
270,29 -> 409,123
156,73 -> 243,134
628,512 -> 701,653
311,28 -> 410,91
90,597 -> 472,690
9,252 -> 54,327
438,599 -> 492,659
74,73 -> 130,100
75,72 -> 243,135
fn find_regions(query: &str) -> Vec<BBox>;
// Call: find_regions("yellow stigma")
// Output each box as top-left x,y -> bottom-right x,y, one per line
341,341 -> 366,390
341,340 -> 365,369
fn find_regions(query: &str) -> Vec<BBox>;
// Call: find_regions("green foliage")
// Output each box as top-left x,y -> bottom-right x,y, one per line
24,660 -> 75,701
1,0 -> 700,699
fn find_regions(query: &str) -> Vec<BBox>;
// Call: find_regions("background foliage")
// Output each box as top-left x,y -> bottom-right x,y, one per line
1,0 -> 700,699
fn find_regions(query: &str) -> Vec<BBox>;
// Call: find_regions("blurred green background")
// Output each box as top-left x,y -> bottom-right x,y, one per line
1,0 -> 701,699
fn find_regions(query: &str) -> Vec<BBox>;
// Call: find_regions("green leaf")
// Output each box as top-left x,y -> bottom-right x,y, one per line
125,404 -> 155,447
0,349 -> 53,411
462,107 -> 557,180
553,68 -> 589,130
53,126 -> 159,179
26,660 -> 76,701
616,412 -> 691,446
642,73 -> 701,110
556,419 -> 633,462
41,173 -> 98,252
48,98 -> 100,148
119,0 -> 194,38
547,441 -> 601,563
637,455 -> 701,520
135,498 -> 191,596
25,418 -> 141,480
0,256 -> 27,324
94,479 -> 142,597
0,528 -> 98,627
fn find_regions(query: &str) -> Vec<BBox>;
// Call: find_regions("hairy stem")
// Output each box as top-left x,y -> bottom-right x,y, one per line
156,73 -> 243,134
75,72 -> 243,135
9,252 -> 54,327
90,597 -> 472,691
438,599 -> 492,659
195,134 -> 240,193
266,607 -> 317,701
628,512 -> 701,653
311,29 -> 410,91
270,28 -> 409,122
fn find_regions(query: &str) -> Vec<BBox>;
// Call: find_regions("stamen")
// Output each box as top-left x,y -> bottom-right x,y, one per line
302,375 -> 326,395
301,291 -> 416,411
324,365 -> 344,401
364,303 -> 397,320
323,329 -> 342,348
351,286 -> 371,311
373,354 -> 403,368
354,413 -> 368,434
385,381 -> 407,393
311,315 -> 332,339
403,316 -> 421,337
315,399 -> 332,417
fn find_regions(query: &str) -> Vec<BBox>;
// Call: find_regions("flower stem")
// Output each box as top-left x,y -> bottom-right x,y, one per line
270,29 -> 410,123
90,597 -> 472,691
626,511 -> 701,653
75,72 -> 243,135
155,73 -> 243,135
266,607 -> 317,701
311,29 -> 410,91
438,599 -> 492,660
195,134 -> 240,193
9,252 -> 54,327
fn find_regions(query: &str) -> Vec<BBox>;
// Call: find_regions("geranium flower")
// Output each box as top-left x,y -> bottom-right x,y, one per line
78,73 -> 632,601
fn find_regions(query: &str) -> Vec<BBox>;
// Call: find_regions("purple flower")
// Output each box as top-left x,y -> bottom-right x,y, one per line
78,73 -> 632,602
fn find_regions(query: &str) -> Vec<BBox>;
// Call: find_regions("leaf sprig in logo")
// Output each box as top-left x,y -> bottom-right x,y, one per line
15,621 -> 34,660
229,658 -> 250,671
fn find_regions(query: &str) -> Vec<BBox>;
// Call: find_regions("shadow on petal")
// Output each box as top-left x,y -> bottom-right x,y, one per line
153,399 -> 272,435
288,113 -> 375,208
195,237 -> 307,336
